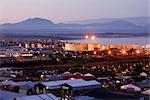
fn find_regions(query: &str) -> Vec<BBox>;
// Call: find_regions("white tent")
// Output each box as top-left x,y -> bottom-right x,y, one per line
121,84 -> 141,92
84,73 -> 94,77
141,89 -> 150,95
73,72 -> 83,76
140,72 -> 147,77
1,80 -> 18,86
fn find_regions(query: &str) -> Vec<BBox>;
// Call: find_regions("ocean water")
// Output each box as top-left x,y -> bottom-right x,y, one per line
63,37 -> 150,46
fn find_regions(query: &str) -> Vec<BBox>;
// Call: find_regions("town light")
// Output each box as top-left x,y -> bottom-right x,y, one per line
122,50 -> 126,54
116,80 -> 120,83
93,51 -> 97,55
136,50 -> 140,54
108,51 -> 111,55
40,75 -> 44,78
70,78 -> 75,80
46,86 -> 49,89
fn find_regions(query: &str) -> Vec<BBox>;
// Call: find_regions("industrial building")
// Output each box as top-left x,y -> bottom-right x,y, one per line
65,43 -> 145,52
65,43 -> 101,51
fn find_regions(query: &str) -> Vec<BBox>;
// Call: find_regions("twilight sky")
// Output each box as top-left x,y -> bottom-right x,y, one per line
0,0 -> 149,24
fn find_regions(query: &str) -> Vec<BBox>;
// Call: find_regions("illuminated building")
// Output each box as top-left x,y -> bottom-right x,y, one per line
65,43 -> 101,51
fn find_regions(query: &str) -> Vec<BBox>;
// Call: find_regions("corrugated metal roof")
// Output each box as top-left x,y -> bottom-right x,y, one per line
16,93 -> 58,100
41,79 -> 85,89
66,80 -> 101,90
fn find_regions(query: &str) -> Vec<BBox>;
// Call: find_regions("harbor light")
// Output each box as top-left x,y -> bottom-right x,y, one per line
85,34 -> 96,40
91,36 -> 95,40
85,35 -> 89,39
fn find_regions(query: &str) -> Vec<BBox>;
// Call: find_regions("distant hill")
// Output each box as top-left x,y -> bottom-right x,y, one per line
0,17 -> 149,34
1,18 -> 55,30
66,17 -> 150,26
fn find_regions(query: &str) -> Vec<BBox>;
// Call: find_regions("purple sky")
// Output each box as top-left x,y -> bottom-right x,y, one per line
0,0 -> 149,24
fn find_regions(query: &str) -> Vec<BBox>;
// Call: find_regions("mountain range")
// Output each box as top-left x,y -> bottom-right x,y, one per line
0,17 -> 149,35
66,17 -> 150,26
